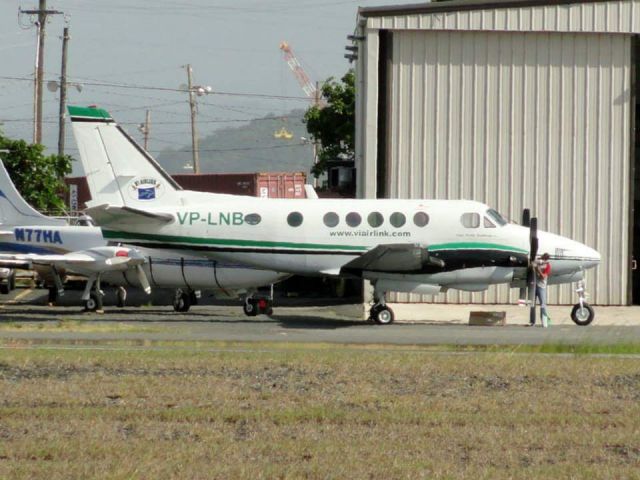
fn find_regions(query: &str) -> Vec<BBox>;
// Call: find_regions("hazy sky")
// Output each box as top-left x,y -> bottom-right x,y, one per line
0,0 -> 398,174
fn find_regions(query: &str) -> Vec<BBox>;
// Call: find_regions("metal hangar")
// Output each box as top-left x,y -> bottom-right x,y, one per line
353,0 -> 640,305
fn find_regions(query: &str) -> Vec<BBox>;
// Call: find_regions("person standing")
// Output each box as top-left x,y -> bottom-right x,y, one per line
533,252 -> 552,327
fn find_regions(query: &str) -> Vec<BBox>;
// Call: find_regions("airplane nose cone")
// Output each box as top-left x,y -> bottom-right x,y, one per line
581,244 -> 601,270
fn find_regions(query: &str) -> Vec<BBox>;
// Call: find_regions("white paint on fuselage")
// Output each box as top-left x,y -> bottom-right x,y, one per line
103,196 -> 601,291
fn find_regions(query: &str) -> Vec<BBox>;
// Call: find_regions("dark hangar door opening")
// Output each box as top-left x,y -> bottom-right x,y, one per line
632,36 -> 640,304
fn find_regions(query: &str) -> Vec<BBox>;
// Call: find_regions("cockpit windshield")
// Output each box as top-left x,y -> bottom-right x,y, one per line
486,209 -> 507,227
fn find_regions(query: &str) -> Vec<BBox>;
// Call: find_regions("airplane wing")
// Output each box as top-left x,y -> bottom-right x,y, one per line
0,252 -> 96,268
84,203 -> 174,227
340,243 -> 445,276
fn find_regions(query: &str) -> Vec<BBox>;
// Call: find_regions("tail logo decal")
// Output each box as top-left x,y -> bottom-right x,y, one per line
129,177 -> 164,201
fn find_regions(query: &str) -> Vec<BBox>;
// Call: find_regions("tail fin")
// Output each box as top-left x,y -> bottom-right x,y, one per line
68,106 -> 182,209
0,161 -> 65,227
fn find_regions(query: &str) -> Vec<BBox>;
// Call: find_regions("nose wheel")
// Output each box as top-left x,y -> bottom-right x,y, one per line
571,303 -> 595,326
571,282 -> 595,326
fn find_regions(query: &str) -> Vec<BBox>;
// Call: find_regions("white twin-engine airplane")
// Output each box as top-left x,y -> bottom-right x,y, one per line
0,161 -> 288,312
70,105 -> 601,325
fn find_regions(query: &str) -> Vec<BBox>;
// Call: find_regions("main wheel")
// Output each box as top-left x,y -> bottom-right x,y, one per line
84,291 -> 103,312
0,284 -> 8,295
173,291 -> 191,312
243,300 -> 257,317
571,303 -> 595,326
372,305 -> 395,325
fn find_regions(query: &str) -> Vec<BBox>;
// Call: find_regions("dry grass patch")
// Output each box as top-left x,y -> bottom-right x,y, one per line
0,347 -> 638,479
0,320 -> 159,333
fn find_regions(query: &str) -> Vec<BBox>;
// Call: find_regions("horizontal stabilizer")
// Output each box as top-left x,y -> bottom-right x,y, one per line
85,204 -> 174,227
340,243 -> 444,275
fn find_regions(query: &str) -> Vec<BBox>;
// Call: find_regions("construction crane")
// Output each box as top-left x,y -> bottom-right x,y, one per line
279,41 -> 319,101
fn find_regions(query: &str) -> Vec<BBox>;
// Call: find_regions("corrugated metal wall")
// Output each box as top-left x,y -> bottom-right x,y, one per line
387,30 -> 631,305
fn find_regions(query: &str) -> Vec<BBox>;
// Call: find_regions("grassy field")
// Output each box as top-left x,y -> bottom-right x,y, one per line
0,344 -> 639,479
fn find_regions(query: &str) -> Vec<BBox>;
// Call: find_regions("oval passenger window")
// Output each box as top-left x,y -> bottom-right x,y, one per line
287,212 -> 304,227
244,213 -> 262,226
390,212 -> 406,228
346,212 -> 362,227
323,212 -> 339,228
368,212 -> 384,228
413,212 -> 429,227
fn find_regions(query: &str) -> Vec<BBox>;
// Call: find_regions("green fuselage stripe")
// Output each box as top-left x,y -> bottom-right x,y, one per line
103,230 -> 526,255
102,230 -> 368,251
429,242 -> 528,254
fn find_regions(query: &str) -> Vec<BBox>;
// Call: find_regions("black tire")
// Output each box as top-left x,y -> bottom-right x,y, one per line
189,291 -> 198,306
0,284 -> 8,295
173,292 -> 191,313
243,300 -> 257,317
116,287 -> 127,308
571,303 -> 595,326
84,291 -> 102,312
372,305 -> 395,325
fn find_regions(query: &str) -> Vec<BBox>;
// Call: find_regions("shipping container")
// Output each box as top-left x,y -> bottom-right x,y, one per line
172,172 -> 307,199
65,171 -> 307,210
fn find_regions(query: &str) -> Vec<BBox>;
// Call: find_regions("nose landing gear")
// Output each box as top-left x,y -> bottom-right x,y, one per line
571,281 -> 595,326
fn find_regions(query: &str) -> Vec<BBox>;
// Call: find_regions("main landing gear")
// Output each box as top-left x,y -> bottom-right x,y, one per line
173,288 -> 199,313
243,294 -> 274,317
116,286 -> 127,308
368,291 -> 395,325
82,274 -> 104,313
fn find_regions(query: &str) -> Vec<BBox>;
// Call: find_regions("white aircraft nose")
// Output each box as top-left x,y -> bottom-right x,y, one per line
537,231 -> 600,273
578,244 -> 601,270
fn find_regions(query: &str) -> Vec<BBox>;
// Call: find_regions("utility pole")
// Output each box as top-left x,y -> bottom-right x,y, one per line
21,1 -> 63,144
312,81 -> 321,188
186,64 -> 199,174
57,25 -> 69,156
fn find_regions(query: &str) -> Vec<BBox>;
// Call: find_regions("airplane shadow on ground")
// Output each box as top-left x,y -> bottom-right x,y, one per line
0,307 -> 368,330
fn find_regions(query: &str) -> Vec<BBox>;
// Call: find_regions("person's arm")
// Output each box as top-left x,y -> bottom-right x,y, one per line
541,263 -> 551,279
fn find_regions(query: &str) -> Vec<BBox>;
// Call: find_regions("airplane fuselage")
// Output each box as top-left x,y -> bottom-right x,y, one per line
0,224 -> 287,293
98,197 -> 601,293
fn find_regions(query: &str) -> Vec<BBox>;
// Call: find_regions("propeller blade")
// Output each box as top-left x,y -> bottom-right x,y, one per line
527,216 -> 539,324
518,287 -> 527,304
136,264 -> 151,295
528,269 -> 536,324
522,208 -> 531,227
529,217 -> 538,262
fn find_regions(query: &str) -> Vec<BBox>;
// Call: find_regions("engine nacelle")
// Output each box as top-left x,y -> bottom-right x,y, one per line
375,279 -> 442,295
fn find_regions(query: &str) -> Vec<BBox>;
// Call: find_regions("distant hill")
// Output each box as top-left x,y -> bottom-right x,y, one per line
156,109 -> 314,175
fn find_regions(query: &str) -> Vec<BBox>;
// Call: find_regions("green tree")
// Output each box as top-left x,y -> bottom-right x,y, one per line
304,69 -> 354,177
0,133 -> 73,214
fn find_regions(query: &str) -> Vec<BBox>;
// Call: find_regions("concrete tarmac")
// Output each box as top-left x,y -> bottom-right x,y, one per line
0,288 -> 639,346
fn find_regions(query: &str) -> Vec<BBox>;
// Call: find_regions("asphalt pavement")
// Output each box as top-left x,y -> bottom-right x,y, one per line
0,288 -> 639,346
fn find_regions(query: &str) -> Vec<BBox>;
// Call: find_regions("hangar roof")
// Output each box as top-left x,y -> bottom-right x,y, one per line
358,0 -> 640,34
359,0 -> 623,17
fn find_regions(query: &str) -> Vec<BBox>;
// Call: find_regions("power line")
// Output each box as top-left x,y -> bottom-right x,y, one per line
0,75 -> 309,101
